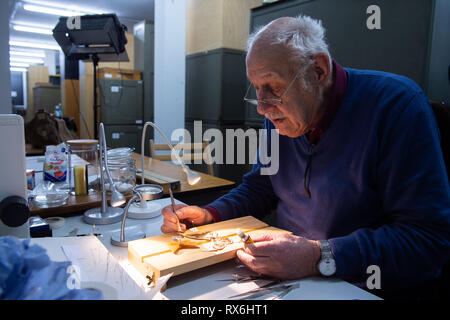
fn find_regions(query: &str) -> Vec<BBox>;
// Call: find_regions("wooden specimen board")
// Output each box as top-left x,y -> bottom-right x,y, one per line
128,216 -> 291,285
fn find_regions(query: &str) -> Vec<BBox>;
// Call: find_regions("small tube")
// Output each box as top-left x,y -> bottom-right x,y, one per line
237,229 -> 254,244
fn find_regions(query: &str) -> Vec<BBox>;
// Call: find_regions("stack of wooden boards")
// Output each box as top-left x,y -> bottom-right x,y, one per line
128,216 -> 290,285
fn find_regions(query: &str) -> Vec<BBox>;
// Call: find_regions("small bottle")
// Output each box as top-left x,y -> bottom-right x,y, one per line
237,229 -> 254,244
54,104 -> 63,118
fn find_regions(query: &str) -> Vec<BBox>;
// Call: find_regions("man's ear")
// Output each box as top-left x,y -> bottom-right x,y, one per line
313,53 -> 331,86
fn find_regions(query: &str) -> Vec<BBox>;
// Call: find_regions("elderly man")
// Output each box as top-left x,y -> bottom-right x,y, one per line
161,15 -> 450,297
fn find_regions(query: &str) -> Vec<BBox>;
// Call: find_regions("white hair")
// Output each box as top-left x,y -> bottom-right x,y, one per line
247,14 -> 332,78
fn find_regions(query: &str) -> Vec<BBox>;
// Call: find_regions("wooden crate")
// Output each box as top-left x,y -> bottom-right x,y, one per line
128,216 -> 290,286
98,67 -> 142,80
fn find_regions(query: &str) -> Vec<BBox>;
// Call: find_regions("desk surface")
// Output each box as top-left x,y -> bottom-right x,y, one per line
30,198 -> 381,300
29,153 -> 235,217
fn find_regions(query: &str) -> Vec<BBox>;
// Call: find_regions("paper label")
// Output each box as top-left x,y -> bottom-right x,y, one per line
112,133 -> 120,139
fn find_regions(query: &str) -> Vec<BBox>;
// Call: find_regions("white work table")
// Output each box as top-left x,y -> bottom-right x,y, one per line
30,198 -> 381,300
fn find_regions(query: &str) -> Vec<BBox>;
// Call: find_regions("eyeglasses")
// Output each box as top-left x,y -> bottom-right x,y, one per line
243,68 -> 302,106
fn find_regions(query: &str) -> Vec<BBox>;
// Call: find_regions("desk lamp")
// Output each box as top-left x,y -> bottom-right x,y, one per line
84,123 -> 126,225
126,121 -> 201,219
110,184 -> 163,247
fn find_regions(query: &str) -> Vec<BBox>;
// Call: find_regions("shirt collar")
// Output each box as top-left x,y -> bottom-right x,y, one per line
306,59 -> 347,145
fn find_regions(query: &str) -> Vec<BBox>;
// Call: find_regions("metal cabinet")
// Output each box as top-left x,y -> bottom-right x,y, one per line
185,48 -> 248,124
99,78 -> 145,152
103,124 -> 143,154
99,78 -> 143,125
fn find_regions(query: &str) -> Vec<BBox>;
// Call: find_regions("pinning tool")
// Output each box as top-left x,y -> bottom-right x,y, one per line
169,187 -> 181,232
237,229 -> 254,244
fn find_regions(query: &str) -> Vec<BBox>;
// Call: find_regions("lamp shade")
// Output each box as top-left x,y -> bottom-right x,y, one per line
110,189 -> 126,207
183,166 -> 201,185
141,121 -> 202,186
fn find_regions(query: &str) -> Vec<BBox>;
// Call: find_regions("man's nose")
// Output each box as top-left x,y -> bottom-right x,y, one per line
257,101 -> 276,116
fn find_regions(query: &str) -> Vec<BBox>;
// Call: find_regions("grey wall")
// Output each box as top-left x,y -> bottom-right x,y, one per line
0,1 -> 11,114
426,0 -> 450,103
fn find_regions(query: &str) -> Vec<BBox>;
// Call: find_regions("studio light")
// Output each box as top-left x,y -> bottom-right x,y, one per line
53,13 -> 128,139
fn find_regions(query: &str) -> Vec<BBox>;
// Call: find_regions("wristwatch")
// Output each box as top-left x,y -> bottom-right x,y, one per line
317,240 -> 336,277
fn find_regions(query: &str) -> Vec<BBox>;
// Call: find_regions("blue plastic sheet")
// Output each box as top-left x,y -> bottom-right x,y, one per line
0,236 -> 103,300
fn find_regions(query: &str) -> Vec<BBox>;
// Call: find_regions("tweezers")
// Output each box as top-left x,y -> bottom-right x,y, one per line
227,281 -> 300,300
217,273 -> 280,282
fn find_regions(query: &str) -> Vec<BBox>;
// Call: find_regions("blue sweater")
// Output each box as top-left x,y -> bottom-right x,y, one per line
208,68 -> 450,289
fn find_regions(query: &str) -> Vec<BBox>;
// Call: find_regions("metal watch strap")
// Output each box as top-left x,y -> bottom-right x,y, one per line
319,240 -> 333,260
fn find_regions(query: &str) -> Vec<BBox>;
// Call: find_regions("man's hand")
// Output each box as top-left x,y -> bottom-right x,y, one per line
236,233 -> 321,279
160,204 -> 214,233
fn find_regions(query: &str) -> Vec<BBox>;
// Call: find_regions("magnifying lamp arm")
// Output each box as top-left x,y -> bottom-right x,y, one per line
120,193 -> 140,242
137,190 -> 148,208
100,123 -> 118,191
141,121 -> 188,178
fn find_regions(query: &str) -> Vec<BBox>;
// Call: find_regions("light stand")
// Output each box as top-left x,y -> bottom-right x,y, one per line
126,122 -> 201,219
84,123 -> 126,225
52,13 -> 129,140
92,54 -> 99,139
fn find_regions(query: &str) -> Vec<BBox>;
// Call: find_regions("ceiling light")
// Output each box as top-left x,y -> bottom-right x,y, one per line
10,67 -> 28,72
9,40 -> 60,50
23,4 -> 85,16
10,57 -> 44,64
10,20 -> 54,29
9,50 -> 46,58
13,25 -> 53,35
10,62 -> 31,67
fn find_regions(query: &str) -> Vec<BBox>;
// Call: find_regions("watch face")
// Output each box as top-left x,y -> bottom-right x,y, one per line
319,258 -> 336,276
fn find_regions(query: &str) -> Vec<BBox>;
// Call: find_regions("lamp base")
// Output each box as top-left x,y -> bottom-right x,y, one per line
110,230 -> 146,247
127,201 -> 162,219
83,206 -> 124,225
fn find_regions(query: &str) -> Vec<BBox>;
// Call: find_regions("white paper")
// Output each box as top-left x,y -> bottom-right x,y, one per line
61,244 -> 90,281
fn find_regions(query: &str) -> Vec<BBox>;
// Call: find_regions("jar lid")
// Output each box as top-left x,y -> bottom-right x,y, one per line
67,139 -> 98,146
107,147 -> 135,159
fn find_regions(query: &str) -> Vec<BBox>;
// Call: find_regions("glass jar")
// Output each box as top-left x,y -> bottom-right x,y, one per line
106,147 -> 136,195
66,139 -> 100,195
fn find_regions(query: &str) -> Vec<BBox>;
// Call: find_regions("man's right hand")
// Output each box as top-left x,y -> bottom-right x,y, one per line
160,204 -> 214,233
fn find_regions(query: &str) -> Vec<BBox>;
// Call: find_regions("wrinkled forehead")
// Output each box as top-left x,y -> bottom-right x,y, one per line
246,42 -> 292,81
